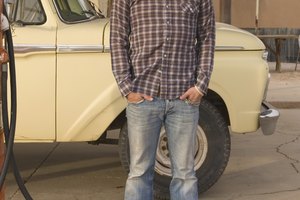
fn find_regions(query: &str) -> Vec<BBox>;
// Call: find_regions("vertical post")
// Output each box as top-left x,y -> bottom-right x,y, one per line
220,0 -> 231,24
0,0 -> 5,197
255,0 -> 260,34
0,129 -> 4,200
275,38 -> 282,72
107,0 -> 113,18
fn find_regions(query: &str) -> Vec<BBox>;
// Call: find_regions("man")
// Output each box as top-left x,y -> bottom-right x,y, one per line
110,0 -> 215,199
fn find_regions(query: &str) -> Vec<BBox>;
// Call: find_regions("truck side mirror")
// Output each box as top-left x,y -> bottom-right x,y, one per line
4,0 -> 17,22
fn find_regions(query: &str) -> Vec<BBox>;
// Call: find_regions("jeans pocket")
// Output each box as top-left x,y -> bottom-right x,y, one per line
184,99 -> 201,107
127,99 -> 145,105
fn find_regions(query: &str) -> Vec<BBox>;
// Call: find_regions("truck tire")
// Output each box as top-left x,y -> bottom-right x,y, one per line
118,99 -> 231,199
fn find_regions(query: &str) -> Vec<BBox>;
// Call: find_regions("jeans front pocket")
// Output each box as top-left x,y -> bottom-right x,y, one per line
183,98 -> 201,107
127,99 -> 145,105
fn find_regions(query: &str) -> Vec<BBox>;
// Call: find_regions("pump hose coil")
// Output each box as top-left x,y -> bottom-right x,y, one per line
0,5 -> 33,200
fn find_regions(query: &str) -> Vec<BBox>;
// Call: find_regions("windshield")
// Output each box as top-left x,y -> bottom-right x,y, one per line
54,0 -> 103,23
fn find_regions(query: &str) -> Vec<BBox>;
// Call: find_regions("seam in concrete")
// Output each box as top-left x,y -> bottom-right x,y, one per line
25,143 -> 61,182
276,135 -> 300,174
276,135 -> 300,163
269,101 -> 300,109
250,187 -> 300,196
9,143 -> 60,199
291,163 -> 299,173
228,187 -> 300,200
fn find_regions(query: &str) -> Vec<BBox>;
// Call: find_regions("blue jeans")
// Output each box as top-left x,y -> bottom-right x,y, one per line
124,98 -> 199,200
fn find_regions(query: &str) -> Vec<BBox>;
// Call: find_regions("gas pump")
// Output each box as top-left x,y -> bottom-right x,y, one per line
0,0 -> 32,199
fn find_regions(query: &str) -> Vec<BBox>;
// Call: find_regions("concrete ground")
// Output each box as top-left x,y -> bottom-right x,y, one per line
4,63 -> 300,200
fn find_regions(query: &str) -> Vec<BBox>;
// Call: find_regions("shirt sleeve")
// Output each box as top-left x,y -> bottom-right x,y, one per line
195,0 -> 216,95
110,0 -> 132,97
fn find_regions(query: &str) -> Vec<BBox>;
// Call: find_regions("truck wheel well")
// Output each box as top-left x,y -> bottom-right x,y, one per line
108,90 -> 231,129
107,110 -> 126,130
91,91 -> 230,145
88,110 -> 126,145
205,89 -> 230,126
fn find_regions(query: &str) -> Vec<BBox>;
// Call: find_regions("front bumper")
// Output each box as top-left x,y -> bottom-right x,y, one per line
260,102 -> 280,135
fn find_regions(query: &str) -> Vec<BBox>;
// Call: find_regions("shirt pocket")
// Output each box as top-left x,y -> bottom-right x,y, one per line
180,0 -> 200,15
130,0 -> 141,7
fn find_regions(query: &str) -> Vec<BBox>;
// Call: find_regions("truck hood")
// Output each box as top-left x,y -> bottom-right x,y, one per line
216,23 -> 265,51
103,22 -> 265,51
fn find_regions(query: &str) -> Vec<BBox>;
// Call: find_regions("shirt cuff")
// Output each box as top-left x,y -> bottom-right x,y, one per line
195,76 -> 209,95
118,79 -> 132,97
194,86 -> 204,96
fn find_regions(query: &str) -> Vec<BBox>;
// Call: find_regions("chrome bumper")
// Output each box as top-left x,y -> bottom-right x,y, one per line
260,102 -> 280,135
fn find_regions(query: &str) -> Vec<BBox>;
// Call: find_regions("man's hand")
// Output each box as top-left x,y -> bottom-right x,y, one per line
0,48 -> 9,64
126,92 -> 153,103
180,87 -> 203,104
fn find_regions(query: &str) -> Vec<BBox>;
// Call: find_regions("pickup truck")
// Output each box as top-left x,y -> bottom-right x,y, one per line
5,0 -> 279,199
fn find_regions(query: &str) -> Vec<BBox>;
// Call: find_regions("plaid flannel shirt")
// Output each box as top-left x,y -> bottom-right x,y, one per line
110,0 -> 215,99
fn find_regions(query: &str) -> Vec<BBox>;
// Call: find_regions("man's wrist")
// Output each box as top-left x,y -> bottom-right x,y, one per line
125,91 -> 132,98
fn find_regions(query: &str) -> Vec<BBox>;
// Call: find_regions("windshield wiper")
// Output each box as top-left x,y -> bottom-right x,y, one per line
82,10 -> 104,19
81,10 -> 95,15
87,1 -> 105,18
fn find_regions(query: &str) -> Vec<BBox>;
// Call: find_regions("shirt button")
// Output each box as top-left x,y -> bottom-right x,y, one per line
166,20 -> 170,25
166,4 -> 169,9
163,54 -> 167,58
166,37 -> 170,41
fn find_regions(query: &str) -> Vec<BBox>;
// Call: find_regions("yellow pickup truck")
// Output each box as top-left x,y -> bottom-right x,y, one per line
6,0 -> 279,198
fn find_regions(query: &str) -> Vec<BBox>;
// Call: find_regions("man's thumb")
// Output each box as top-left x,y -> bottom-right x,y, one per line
141,94 -> 153,101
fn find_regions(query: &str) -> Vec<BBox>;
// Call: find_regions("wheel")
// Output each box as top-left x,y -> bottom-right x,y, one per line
118,99 -> 231,199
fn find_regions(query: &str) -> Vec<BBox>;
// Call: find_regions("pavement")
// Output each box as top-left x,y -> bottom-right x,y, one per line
4,62 -> 300,200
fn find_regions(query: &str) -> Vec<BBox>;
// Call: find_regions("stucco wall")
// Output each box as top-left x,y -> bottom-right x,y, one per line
258,0 -> 300,28
212,0 -> 221,22
212,0 -> 300,63
93,0 -> 300,28
214,0 -> 300,28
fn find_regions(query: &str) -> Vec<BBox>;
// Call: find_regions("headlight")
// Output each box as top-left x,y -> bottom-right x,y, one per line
263,73 -> 271,101
262,50 -> 269,61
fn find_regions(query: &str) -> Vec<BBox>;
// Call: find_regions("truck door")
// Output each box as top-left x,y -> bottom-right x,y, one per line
10,0 -> 57,141
54,0 -> 115,141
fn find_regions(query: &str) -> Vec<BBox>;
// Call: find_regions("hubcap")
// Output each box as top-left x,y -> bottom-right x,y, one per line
155,125 -> 208,176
